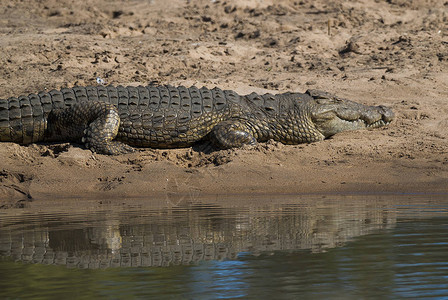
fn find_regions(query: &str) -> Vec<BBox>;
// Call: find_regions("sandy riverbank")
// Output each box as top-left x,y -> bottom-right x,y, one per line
1,0 -> 447,208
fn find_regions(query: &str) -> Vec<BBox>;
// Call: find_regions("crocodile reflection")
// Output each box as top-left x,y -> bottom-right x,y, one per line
0,201 -> 396,268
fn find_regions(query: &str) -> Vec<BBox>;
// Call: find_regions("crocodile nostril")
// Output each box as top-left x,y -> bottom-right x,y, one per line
379,106 -> 394,123
362,109 -> 382,124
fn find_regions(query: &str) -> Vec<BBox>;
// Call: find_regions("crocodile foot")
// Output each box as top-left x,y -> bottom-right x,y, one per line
48,101 -> 135,155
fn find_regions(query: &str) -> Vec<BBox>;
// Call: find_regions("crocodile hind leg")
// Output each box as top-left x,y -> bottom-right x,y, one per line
47,101 -> 134,155
209,120 -> 257,149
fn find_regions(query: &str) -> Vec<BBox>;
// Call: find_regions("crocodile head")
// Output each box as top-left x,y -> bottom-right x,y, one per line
306,90 -> 394,138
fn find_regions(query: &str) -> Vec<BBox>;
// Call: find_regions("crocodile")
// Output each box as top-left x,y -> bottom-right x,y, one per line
0,85 -> 394,155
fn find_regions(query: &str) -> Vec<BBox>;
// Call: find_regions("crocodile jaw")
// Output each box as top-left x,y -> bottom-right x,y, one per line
314,115 -> 392,138
310,100 -> 394,138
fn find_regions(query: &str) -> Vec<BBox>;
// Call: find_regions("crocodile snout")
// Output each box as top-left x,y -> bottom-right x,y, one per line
378,105 -> 394,123
361,105 -> 394,128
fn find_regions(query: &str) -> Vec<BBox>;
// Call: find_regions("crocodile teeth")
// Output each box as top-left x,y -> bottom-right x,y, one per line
341,119 -> 389,128
341,119 -> 364,125
367,120 -> 387,128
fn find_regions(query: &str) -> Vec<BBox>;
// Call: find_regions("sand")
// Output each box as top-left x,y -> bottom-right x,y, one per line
0,0 -> 447,209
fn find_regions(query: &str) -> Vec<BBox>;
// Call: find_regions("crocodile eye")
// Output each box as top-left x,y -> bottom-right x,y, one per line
316,98 -> 331,104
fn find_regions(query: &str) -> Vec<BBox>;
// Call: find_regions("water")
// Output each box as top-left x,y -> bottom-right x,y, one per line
0,195 -> 447,299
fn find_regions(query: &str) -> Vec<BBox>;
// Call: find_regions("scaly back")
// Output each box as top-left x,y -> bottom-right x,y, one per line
0,85 -> 244,144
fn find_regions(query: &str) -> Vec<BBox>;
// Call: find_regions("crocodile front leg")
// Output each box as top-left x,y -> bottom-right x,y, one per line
210,120 -> 257,149
47,101 -> 134,155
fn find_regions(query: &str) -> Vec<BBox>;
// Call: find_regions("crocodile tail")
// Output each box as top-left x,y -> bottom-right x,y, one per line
0,86 -> 126,144
0,95 -> 47,144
